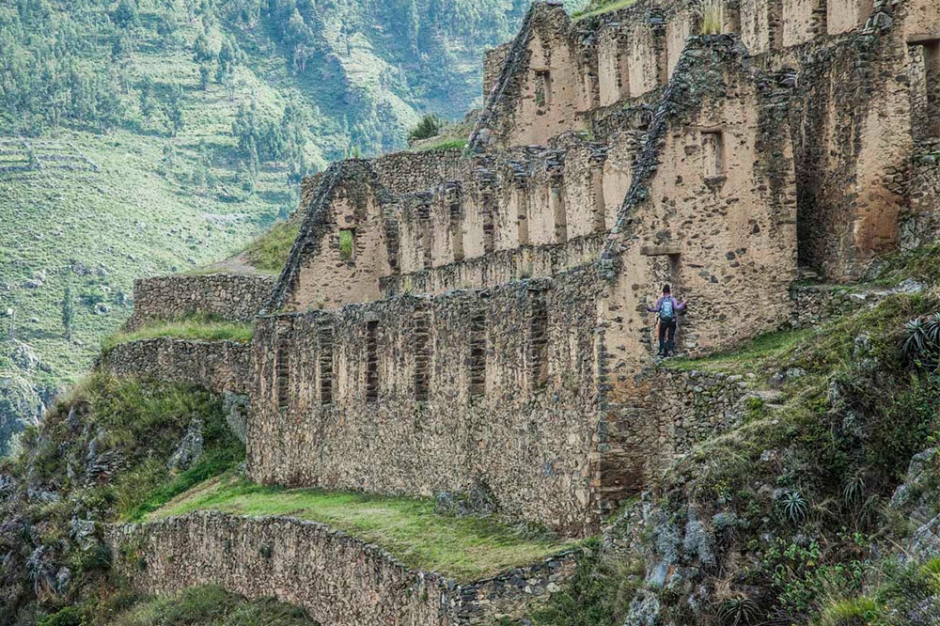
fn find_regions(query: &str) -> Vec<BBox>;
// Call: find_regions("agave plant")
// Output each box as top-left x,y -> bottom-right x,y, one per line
780,490 -> 808,524
903,313 -> 940,369
842,472 -> 866,503
717,595 -> 760,626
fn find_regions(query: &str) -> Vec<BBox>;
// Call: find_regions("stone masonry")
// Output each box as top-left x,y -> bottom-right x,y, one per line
107,0 -> 940,620
127,273 -> 275,330
108,512 -> 580,626
99,338 -> 251,396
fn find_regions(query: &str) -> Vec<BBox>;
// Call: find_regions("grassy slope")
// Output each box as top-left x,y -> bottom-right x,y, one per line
101,315 -> 253,350
0,9 -> 318,400
45,585 -> 322,626
149,475 -> 579,582
0,373 -> 247,623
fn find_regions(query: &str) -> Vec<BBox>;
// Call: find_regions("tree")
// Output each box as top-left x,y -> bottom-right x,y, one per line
199,63 -> 211,90
164,85 -> 184,135
140,77 -> 155,120
216,40 -> 238,84
61,285 -> 75,341
408,114 -> 443,142
193,33 -> 214,63
112,0 -> 139,29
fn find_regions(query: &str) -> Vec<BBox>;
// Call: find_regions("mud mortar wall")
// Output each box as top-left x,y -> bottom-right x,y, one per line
635,368 -> 750,477
250,270 -> 605,535
109,513 -> 580,626
902,154 -> 940,250
127,274 -> 275,330
381,235 -> 604,297
109,513 -> 447,626
100,338 -> 251,395
279,141 -> 633,311
600,37 -> 799,375
790,284 -> 881,327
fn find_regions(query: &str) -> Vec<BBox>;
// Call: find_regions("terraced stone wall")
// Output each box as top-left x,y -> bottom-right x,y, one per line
108,513 -> 580,626
626,368 -> 752,478
251,269 -> 605,536
128,274 -> 275,330
100,338 -> 251,395
790,284 -> 882,327
902,153 -> 940,250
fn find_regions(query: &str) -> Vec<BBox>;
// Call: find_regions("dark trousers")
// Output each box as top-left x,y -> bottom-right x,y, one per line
658,319 -> 677,356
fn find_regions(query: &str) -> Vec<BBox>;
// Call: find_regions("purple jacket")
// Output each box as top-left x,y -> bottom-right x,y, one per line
647,296 -> 686,321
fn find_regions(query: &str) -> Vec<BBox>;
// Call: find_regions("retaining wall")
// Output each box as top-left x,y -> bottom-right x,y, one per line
614,368 -> 752,482
790,284 -> 886,328
108,512 -> 579,626
128,274 -> 275,330
100,338 -> 251,395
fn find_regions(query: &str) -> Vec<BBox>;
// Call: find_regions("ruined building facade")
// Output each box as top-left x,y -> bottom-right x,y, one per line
127,0 -> 940,537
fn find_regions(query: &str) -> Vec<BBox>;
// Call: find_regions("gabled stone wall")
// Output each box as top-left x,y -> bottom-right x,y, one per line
127,273 -> 275,330
253,35 -> 803,535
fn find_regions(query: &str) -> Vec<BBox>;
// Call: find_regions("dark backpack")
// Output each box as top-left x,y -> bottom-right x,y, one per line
659,298 -> 675,322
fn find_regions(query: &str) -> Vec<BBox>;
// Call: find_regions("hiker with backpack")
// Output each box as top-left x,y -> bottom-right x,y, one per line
647,284 -> 686,357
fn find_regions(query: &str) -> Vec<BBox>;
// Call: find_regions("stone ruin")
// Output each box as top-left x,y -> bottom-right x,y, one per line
120,0 -> 940,538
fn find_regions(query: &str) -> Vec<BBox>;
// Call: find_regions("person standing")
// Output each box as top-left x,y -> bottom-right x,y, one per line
647,284 -> 686,357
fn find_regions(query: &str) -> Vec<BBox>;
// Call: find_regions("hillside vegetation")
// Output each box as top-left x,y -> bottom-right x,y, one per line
6,247 -> 940,625
0,0 -> 553,455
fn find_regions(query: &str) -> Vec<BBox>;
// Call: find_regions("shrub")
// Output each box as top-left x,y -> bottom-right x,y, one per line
408,114 -> 443,142
530,540 -> 641,626
38,607 -> 82,626
903,312 -> 940,369
818,596 -> 882,626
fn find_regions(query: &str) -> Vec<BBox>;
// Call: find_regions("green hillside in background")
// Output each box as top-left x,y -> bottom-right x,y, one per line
0,0 -> 594,454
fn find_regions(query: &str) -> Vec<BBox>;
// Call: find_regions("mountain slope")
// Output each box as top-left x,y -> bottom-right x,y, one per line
0,0 -> 571,454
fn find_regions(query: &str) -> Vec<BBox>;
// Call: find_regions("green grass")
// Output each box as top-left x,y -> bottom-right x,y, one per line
668,326 -> 817,374
412,138 -> 468,152
150,475 -> 580,581
572,0 -> 638,21
243,218 -> 301,273
47,585 -> 319,626
101,315 -> 252,350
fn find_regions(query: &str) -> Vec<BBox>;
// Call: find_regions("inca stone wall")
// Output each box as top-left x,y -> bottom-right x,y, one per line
128,273 -> 275,330
100,338 -> 251,395
902,153 -> 940,250
634,368 -> 751,477
109,512 -> 579,626
251,270 -> 605,535
790,284 -> 881,327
